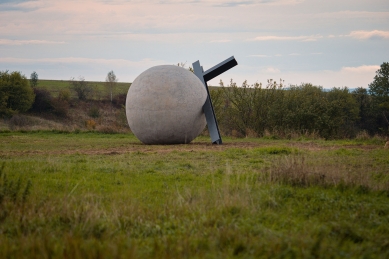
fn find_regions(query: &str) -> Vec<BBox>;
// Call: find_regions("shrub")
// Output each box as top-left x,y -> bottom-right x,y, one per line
31,88 -> 53,112
216,80 -> 373,139
355,130 -> 370,140
85,119 -> 97,130
115,106 -> 128,127
112,93 -> 126,108
326,87 -> 359,138
96,125 -> 118,134
58,89 -> 71,102
0,70 -> 35,117
52,99 -> 69,118
88,106 -> 100,118
70,76 -> 93,100
8,115 -> 34,129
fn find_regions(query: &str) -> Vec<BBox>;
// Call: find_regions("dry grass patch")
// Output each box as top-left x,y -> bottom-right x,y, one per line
268,154 -> 389,192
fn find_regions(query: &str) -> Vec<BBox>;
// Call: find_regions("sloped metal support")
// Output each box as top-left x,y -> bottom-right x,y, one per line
193,56 -> 238,144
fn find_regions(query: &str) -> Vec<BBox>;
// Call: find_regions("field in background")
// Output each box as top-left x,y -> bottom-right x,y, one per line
1,132 -> 388,258
37,79 -> 215,99
0,79 -> 220,133
38,79 -> 131,99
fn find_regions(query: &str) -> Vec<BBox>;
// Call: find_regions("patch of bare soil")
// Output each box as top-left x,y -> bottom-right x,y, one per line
86,141 -> 293,155
289,142 -> 382,151
2,140 -> 383,157
1,141 -> 265,156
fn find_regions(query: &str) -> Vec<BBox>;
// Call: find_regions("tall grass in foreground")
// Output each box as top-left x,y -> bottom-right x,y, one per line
0,133 -> 388,258
268,154 -> 389,192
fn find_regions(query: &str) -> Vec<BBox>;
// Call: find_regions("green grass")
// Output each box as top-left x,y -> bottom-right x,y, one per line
37,80 -> 220,99
1,132 -> 389,258
37,79 -> 131,98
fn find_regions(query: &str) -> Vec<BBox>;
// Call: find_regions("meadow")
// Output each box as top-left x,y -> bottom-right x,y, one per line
37,79 -> 131,99
1,131 -> 388,258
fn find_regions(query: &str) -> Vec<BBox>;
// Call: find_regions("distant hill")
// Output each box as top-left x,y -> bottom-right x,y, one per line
37,79 -> 132,99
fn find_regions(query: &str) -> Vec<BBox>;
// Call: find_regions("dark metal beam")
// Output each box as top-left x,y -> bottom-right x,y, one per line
193,56 -> 238,144
203,56 -> 238,82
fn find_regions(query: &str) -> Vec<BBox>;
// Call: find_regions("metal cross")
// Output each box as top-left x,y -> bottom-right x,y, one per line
193,56 -> 238,144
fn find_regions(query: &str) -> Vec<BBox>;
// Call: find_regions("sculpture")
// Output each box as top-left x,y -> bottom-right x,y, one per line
126,57 -> 238,144
126,65 -> 207,144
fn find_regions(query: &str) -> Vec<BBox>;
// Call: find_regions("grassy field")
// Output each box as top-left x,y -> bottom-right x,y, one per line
1,132 -> 389,258
37,79 -> 217,99
37,79 -> 131,99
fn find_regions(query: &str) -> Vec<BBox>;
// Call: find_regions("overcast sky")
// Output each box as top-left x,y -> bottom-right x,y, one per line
1,0 -> 388,88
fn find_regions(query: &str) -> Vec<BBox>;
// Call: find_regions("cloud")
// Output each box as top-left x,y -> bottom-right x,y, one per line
0,0 -> 37,12
249,54 -> 269,57
0,0 -> 305,39
288,53 -> 300,56
261,66 -> 280,73
251,35 -> 322,42
314,10 -> 389,21
105,0 -> 304,6
0,0 -> 32,4
0,39 -> 65,45
279,65 -> 380,89
0,56 -> 167,81
215,1 -> 255,7
340,65 -> 380,73
211,0 -> 305,6
347,30 -> 389,40
210,39 -> 231,43
0,57 -> 164,67
209,63 -> 380,89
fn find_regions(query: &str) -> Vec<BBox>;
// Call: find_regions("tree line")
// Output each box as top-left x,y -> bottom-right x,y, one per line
210,62 -> 389,139
0,70 -> 119,118
1,63 -> 388,139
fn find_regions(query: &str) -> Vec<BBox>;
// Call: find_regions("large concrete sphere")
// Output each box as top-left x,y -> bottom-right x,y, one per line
126,65 -> 207,144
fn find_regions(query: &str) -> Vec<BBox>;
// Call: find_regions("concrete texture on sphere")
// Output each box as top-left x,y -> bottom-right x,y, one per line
126,65 -> 207,144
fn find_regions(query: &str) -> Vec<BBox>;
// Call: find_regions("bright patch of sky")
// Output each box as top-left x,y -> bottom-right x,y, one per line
0,0 -> 388,88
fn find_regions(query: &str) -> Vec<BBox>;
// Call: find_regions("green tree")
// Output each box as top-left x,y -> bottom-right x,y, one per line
368,62 -> 389,133
30,71 -> 38,88
369,62 -> 389,100
0,70 -> 35,117
326,87 -> 359,138
105,71 -> 117,103
352,87 -> 380,135
221,79 -> 258,136
283,84 -> 330,137
70,76 -> 93,100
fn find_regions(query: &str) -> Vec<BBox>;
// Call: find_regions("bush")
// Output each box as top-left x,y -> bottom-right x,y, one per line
85,119 -> 97,130
58,89 -> 71,102
216,80 -> 365,139
8,115 -> 34,129
88,106 -> 100,118
112,93 -> 126,108
96,126 -> 118,134
52,99 -> 69,118
31,88 -> 53,112
70,77 -> 93,100
0,70 -> 35,117
326,87 -> 359,138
